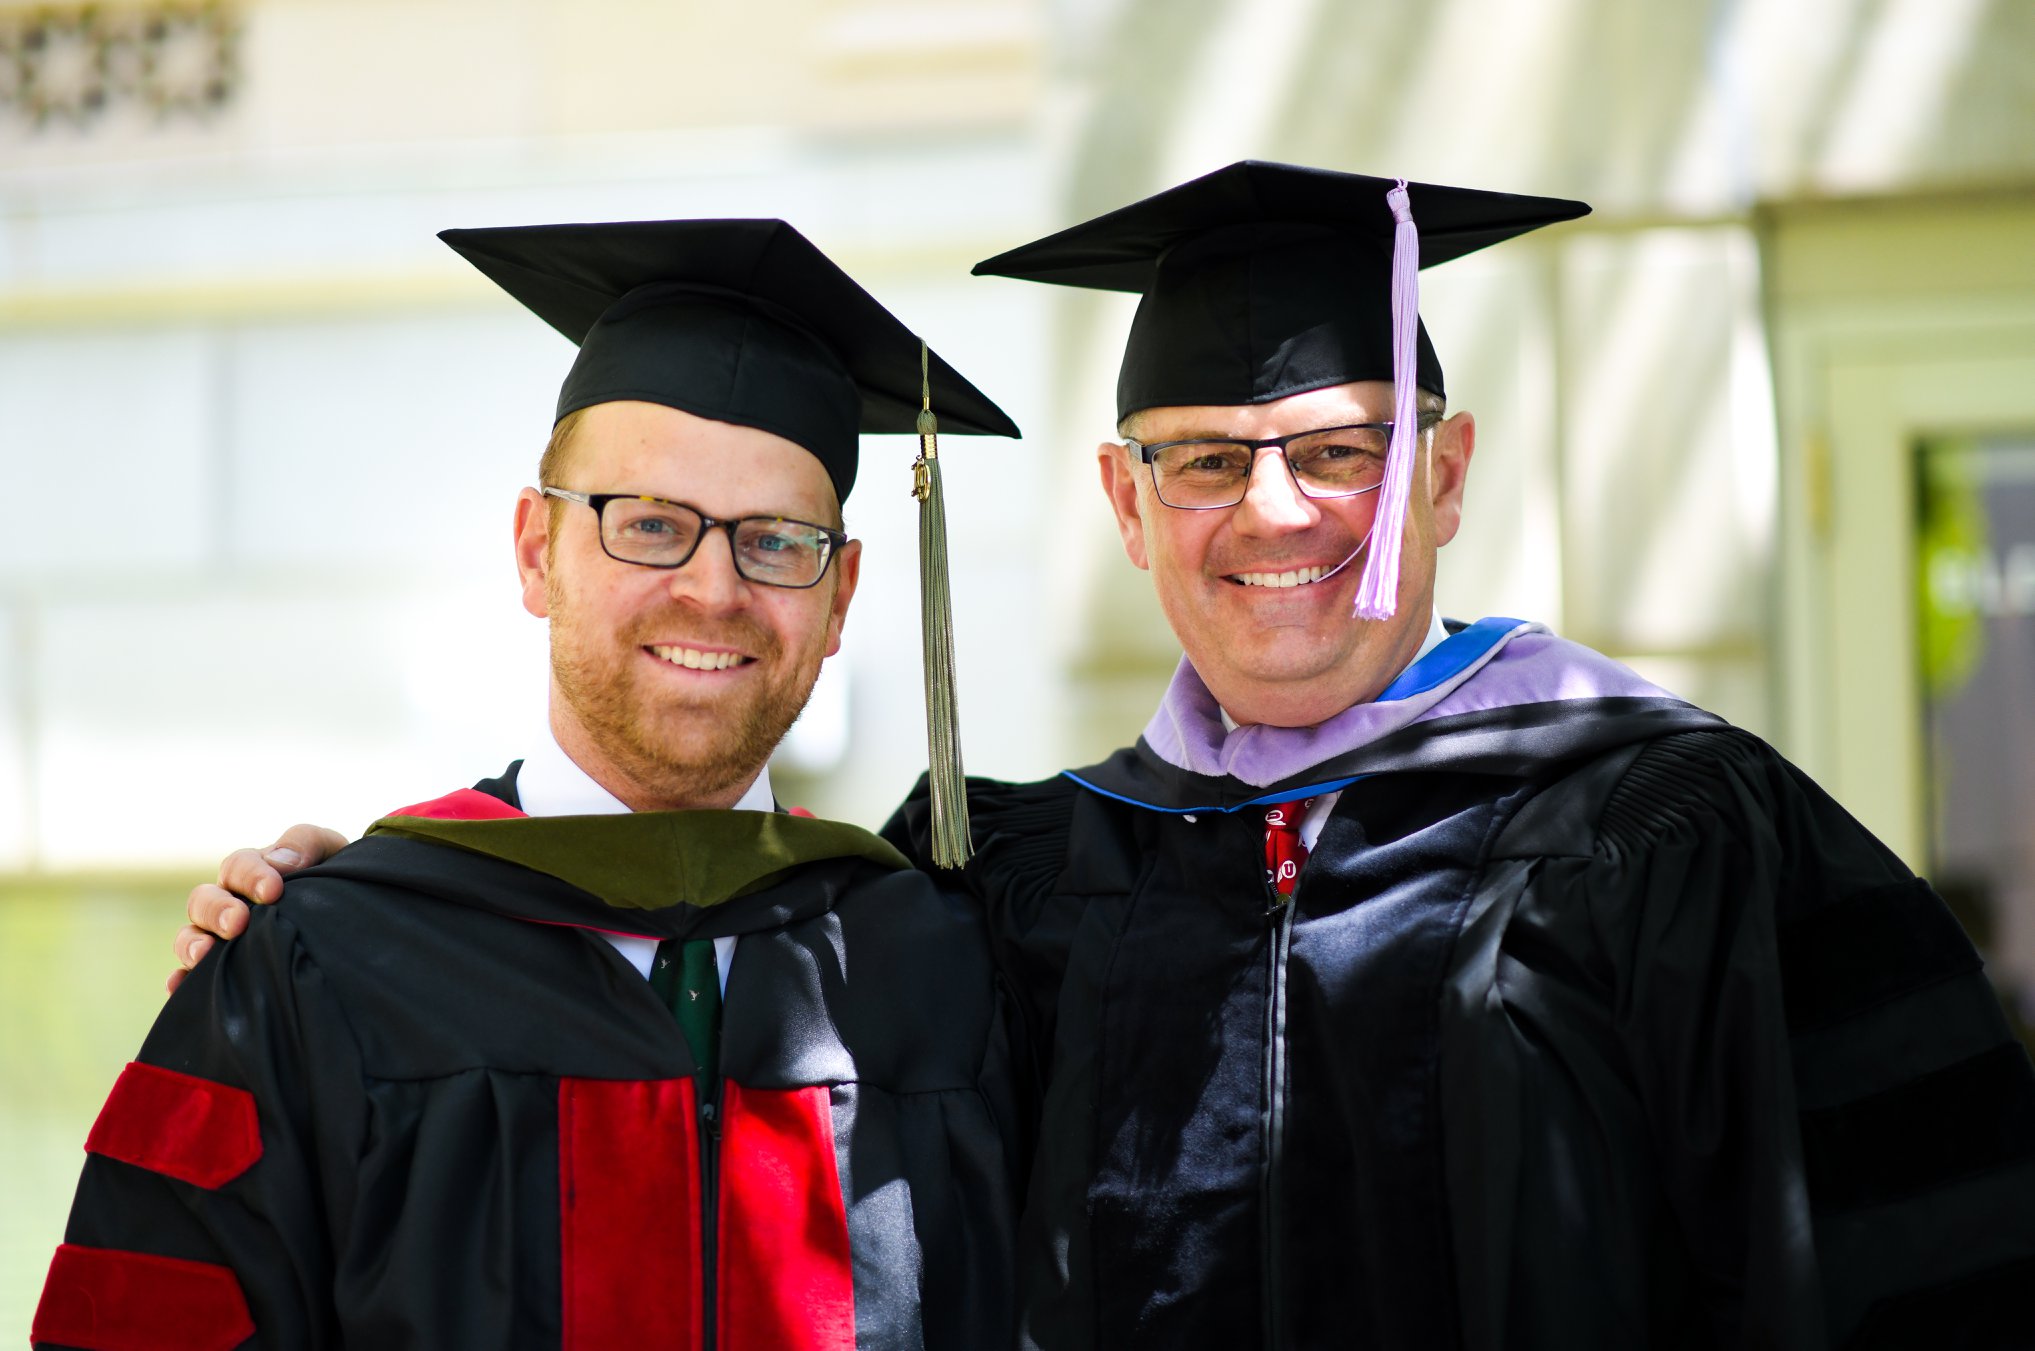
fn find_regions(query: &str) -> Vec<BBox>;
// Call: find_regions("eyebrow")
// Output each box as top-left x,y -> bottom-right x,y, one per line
1135,419 -> 1395,442
1129,425 -> 1257,443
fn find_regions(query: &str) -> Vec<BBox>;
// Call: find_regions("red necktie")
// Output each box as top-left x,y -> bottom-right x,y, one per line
1264,798 -> 1317,898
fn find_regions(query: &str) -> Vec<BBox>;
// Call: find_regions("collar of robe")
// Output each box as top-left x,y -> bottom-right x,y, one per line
367,807 -> 908,909
1071,617 -> 1725,813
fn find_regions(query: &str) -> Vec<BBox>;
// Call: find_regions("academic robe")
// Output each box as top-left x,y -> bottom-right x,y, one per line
35,769 -> 1022,1351
888,620 -> 2035,1350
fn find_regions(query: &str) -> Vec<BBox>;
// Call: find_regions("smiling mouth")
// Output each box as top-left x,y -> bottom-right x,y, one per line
1226,539 -> 1370,590
648,644 -> 753,672
1228,565 -> 1336,589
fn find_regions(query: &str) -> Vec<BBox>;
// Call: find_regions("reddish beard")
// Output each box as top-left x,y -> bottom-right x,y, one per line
548,597 -> 820,810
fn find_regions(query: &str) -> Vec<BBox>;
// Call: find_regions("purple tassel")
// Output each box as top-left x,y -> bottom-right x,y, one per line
1352,179 -> 1420,620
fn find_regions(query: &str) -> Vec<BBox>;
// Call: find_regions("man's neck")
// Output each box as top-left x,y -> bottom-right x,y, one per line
517,729 -> 774,818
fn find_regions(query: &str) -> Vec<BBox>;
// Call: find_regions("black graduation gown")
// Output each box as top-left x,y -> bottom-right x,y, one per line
36,769 -> 1022,1351
889,699 -> 2035,1350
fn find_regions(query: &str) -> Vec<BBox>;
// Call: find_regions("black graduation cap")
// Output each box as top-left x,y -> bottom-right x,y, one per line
972,160 -> 1589,421
440,218 -> 1020,504
443,216 -> 999,864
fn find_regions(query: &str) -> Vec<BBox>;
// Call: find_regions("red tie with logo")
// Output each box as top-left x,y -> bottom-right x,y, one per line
1263,797 -> 1317,898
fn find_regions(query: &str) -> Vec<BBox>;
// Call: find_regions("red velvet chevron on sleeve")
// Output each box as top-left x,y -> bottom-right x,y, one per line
85,1062 -> 262,1189
34,1244 -> 254,1351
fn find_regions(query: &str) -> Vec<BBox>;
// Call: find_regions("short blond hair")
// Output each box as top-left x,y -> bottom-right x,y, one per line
539,408 -> 587,486
537,404 -> 849,533
537,408 -> 589,536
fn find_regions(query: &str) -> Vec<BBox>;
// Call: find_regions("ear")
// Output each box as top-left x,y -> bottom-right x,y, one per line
1097,442 -> 1151,570
821,537 -> 862,658
513,488 -> 552,618
1427,411 -> 1476,547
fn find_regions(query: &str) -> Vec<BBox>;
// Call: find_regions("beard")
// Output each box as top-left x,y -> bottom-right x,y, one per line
547,586 -> 822,810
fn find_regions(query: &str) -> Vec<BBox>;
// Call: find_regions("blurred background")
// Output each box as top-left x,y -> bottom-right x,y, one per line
4,0 -> 2033,1328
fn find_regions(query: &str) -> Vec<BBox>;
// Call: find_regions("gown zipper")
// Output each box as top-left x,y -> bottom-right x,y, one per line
701,1086 -> 721,1351
1261,870 -> 1296,1349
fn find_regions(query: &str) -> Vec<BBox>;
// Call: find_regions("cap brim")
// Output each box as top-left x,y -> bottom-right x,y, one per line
973,160 -> 1590,292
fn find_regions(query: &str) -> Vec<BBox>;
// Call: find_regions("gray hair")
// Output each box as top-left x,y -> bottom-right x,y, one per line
1116,388 -> 1445,442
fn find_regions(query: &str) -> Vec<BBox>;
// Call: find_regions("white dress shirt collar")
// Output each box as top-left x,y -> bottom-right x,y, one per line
514,731 -> 775,819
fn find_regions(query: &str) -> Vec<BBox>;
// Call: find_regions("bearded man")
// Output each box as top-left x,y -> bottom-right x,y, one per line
35,219 -> 1025,1351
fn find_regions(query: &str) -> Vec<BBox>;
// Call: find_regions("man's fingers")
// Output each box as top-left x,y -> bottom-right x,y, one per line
174,924 -> 216,972
187,825 -> 347,980
187,881 -> 253,941
272,823 -> 347,871
213,824 -> 347,905
166,967 -> 187,996
216,847 -> 287,906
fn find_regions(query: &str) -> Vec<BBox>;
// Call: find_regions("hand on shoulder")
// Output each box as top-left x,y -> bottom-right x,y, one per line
166,824 -> 350,994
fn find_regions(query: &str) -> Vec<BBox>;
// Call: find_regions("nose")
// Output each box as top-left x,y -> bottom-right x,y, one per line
1231,447 -> 1318,536
666,525 -> 747,609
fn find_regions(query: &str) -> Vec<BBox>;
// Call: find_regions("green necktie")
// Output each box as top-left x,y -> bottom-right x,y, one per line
650,938 -> 721,1090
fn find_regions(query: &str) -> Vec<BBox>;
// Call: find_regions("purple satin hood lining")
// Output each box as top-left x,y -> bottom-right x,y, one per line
1142,621 -> 1679,788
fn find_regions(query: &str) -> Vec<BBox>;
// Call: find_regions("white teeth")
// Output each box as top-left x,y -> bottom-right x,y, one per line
650,645 -> 749,671
1233,565 -> 1330,589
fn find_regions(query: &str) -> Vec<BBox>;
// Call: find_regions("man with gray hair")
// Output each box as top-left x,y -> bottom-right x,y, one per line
896,161 -> 2035,1349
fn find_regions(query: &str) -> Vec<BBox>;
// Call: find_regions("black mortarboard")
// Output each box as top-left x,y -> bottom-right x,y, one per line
972,160 -> 1589,421
439,217 -> 1020,504
976,162 -> 1588,621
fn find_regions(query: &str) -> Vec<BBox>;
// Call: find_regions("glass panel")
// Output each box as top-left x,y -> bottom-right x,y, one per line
1915,433 -> 2035,1050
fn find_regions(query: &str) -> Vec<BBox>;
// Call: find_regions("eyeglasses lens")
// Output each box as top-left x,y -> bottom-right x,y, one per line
730,520 -> 831,587
1286,426 -> 1389,496
1151,425 -> 1392,508
601,497 -> 703,564
596,497 -> 830,587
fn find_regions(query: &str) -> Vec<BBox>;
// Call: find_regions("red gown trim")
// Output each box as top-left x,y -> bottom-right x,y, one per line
85,1062 -> 262,1189
558,1077 -> 702,1351
717,1082 -> 857,1351
33,1244 -> 254,1351
383,787 -> 529,821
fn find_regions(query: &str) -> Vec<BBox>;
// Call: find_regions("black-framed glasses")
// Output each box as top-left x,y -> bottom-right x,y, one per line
541,488 -> 847,589
1125,416 -> 1442,510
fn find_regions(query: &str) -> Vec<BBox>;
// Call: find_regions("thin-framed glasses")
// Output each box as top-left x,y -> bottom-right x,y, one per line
540,487 -> 847,589
1125,415 -> 1442,510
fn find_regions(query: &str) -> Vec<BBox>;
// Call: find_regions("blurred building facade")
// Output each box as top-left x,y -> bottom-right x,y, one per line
0,0 -> 1061,868
4,0 -> 2033,859
3,0 -> 2035,1323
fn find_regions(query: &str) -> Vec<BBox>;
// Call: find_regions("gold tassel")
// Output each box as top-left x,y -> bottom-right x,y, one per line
912,342 -> 972,867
